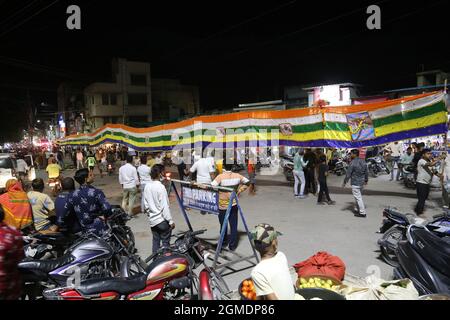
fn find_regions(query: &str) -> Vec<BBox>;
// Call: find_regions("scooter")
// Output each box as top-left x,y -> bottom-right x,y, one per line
377,207 -> 427,267
377,207 -> 450,267
394,222 -> 450,295
42,229 -> 230,300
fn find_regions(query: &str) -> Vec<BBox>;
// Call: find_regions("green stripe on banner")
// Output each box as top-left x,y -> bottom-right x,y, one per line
373,100 -> 446,127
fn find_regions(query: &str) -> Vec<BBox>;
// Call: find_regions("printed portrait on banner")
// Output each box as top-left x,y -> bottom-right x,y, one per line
346,111 -> 376,141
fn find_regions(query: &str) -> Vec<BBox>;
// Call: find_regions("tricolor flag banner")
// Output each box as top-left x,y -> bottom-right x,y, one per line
57,91 -> 447,150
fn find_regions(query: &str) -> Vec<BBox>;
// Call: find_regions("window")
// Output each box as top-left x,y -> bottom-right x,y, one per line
128,93 -> 147,105
102,94 -> 109,105
130,74 -> 147,86
91,96 -> 95,105
110,94 -> 117,105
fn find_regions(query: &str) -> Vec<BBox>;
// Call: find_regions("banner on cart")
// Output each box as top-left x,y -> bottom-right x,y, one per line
181,185 -> 219,214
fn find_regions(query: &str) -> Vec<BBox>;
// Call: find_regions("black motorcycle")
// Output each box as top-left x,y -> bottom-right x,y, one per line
394,222 -> 450,295
19,207 -> 141,299
367,156 -> 390,177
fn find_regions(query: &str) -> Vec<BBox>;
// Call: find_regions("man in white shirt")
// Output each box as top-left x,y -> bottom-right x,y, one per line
250,223 -> 295,300
143,165 -> 175,254
415,149 -> 441,215
119,155 -> 140,216
137,156 -> 152,213
385,142 -> 403,181
16,157 -> 29,181
154,153 -> 163,165
190,156 -> 215,184
440,152 -> 450,208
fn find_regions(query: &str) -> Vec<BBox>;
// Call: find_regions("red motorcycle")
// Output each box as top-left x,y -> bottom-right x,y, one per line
42,229 -> 230,300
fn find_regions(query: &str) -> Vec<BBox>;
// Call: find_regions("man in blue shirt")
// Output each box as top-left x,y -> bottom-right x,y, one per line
67,168 -> 112,235
55,177 -> 81,234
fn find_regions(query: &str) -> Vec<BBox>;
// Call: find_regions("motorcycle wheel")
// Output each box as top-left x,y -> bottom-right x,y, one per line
380,225 -> 404,267
209,269 -> 230,300
370,168 -> 378,178
406,180 -> 415,189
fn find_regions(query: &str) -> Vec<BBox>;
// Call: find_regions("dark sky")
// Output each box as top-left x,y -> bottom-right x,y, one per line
1,0 -> 450,110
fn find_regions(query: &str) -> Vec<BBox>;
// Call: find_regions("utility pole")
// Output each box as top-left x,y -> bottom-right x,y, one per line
121,59 -> 127,125
26,88 -> 33,145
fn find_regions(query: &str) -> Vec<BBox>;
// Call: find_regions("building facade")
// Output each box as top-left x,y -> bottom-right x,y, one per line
84,58 -> 152,130
57,82 -> 86,136
151,79 -> 200,122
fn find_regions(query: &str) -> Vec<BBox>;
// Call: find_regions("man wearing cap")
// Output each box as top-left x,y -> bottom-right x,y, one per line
250,223 -> 295,300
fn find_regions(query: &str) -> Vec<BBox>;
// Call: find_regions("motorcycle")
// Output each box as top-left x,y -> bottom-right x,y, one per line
377,207 -> 450,267
366,156 -> 390,177
280,154 -> 294,182
48,177 -> 62,196
42,229 -> 230,300
331,157 -> 347,176
402,164 -> 416,189
23,232 -> 79,260
394,222 -> 450,295
19,207 -> 141,299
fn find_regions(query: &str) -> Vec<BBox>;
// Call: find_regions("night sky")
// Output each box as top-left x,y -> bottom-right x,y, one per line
1,0 -> 450,110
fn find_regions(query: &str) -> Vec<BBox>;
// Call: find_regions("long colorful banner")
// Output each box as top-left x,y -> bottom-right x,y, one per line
57,91 -> 448,150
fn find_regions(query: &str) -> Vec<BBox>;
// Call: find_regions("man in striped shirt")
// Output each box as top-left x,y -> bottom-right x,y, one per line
211,162 -> 250,251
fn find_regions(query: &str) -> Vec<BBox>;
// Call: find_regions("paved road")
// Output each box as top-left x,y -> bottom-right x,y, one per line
37,164 -> 444,294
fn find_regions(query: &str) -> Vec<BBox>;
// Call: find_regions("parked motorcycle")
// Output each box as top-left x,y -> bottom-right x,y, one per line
394,222 -> 450,295
366,156 -> 390,177
19,207 -> 141,299
331,157 -> 347,176
377,207 -> 450,267
280,154 -> 294,182
23,232 -> 79,260
42,229 -> 230,300
402,164 -> 416,189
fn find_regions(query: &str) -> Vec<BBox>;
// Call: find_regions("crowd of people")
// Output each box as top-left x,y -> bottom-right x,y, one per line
0,138 -> 448,300
289,140 -> 448,218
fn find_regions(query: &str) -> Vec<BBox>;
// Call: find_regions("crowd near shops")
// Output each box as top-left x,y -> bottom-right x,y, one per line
0,136 -> 449,300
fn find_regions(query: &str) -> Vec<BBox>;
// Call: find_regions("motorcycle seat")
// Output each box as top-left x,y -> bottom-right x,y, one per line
411,227 -> 450,277
77,274 -> 147,295
387,209 -> 412,223
18,254 -> 75,273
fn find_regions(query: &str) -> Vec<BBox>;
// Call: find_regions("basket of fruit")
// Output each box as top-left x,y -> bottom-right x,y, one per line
238,278 -> 257,300
296,275 -> 345,300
